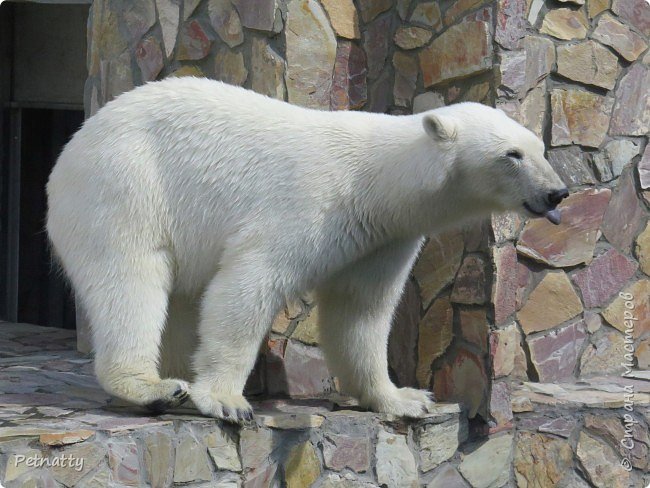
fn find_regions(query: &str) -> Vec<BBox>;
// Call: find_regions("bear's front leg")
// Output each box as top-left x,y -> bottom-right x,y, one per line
317,238 -> 435,417
190,257 -> 283,423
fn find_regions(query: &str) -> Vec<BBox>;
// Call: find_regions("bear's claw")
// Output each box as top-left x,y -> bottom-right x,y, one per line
173,388 -> 190,402
219,406 -> 254,424
143,380 -> 190,415
237,408 -> 254,422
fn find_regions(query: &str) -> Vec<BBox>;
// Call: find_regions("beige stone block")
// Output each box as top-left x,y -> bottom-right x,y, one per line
321,0 -> 360,39
556,40 -> 619,89
416,297 -> 453,388
541,8 -> 588,39
285,442 -> 321,488
517,272 -> 583,334
601,280 -> 650,338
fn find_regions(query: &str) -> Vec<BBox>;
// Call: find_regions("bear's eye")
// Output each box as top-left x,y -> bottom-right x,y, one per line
506,150 -> 523,160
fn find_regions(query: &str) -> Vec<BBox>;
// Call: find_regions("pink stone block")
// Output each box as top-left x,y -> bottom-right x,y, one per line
571,248 -> 638,308
493,243 -> 518,325
495,0 -> 527,49
331,41 -> 368,111
613,0 -> 650,36
601,169 -> 645,253
517,188 -> 611,267
323,434 -> 370,472
527,321 -> 587,382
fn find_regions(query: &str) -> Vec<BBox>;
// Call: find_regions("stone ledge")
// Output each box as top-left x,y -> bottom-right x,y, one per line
0,401 -> 467,487
0,322 -> 468,487
510,376 -> 650,488
512,376 -> 650,412
3,323 -> 649,487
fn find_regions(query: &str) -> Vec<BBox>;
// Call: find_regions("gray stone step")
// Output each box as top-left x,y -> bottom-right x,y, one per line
0,321 -> 468,487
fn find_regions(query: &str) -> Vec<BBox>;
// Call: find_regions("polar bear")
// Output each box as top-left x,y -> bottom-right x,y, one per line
46,77 -> 567,422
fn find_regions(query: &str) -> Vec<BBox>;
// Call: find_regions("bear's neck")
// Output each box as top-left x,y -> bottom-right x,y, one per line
347,115 -> 492,241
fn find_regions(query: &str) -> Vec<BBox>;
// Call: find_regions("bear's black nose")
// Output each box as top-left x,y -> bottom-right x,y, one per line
547,188 -> 569,207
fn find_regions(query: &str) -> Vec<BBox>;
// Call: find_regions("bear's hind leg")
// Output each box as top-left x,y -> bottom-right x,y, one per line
190,257 -> 282,423
79,251 -> 189,413
317,239 -> 435,418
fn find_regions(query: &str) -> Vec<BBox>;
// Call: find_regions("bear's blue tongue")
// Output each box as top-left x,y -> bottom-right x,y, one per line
544,208 -> 561,225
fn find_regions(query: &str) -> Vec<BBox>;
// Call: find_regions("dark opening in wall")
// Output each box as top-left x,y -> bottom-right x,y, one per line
17,108 -> 82,328
1,1 -> 89,328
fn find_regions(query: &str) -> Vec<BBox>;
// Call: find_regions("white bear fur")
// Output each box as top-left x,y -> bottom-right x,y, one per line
46,77 -> 565,421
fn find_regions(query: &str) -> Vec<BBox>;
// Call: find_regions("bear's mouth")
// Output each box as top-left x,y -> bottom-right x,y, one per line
523,202 -> 562,225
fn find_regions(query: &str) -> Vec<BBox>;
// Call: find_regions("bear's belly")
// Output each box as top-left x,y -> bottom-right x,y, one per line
165,211 -> 379,299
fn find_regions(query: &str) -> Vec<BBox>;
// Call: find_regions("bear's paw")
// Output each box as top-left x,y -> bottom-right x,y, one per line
190,388 -> 254,424
364,387 -> 436,418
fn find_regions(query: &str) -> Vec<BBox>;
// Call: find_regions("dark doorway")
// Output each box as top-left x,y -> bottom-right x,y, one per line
17,109 -> 83,328
1,2 -> 89,329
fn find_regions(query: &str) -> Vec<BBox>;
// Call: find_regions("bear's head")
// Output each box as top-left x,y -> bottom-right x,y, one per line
421,102 -> 568,224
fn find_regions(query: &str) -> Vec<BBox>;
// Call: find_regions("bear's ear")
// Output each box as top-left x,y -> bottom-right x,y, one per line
422,113 -> 457,141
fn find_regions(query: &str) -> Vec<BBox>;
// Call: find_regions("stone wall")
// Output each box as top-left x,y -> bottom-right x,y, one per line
84,0 -> 405,114
84,0 -> 649,436
485,0 -> 650,432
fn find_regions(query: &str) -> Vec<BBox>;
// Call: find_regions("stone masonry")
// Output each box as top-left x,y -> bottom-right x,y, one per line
32,0 -> 650,486
2,323 -> 650,487
1,323 -> 471,487
487,0 -> 650,437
